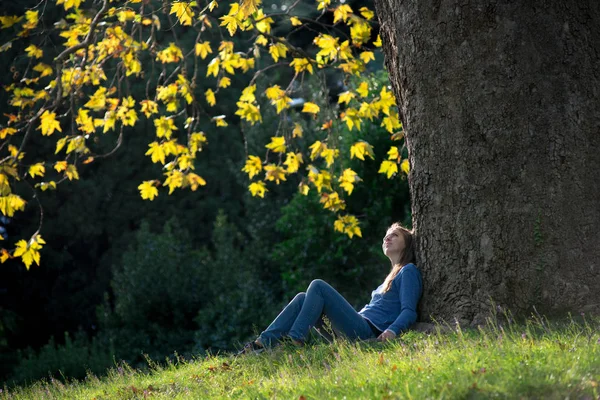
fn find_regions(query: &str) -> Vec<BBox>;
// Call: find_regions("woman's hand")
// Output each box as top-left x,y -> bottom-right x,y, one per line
377,329 -> 396,342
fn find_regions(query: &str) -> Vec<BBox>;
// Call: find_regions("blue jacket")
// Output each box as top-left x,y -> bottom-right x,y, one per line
358,263 -> 422,335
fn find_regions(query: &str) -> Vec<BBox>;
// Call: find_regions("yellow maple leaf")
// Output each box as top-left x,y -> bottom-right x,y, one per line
249,181 -> 267,198
0,249 -> 10,263
66,136 -> 87,155
350,141 -> 375,161
357,82 -> 369,98
320,192 -> 346,212
308,167 -> 332,193
218,77 -> 231,88
35,181 -> 57,191
320,148 -> 338,167
374,34 -> 382,47
138,181 -> 158,200
359,6 -> 374,20
33,63 -> 52,78
302,102 -> 320,114
382,111 -> 402,133
255,9 -> 273,34
240,0 -> 261,18
206,58 -> 220,77
359,101 -> 379,120
156,43 -> 184,63
309,141 -> 326,160
38,111 -> 62,136
255,35 -> 268,46
65,165 -> 79,181
0,15 -> 23,29
290,58 -> 314,75
25,44 -> 42,58
170,1 -> 196,26
28,163 -> 45,178
195,41 -> 212,59
299,182 -> 309,196
84,87 -> 107,111
377,87 -> 397,115
164,170 -> 184,194
235,101 -> 262,124
265,85 -> 291,114
183,173 -> 205,191
205,88 -> 216,106
54,161 -> 67,172
154,116 -> 177,139
317,0 -> 331,11
120,109 -> 138,127
240,85 -> 257,102
189,132 -> 207,153
401,159 -> 410,175
0,194 -> 26,217
103,111 -> 117,133
338,168 -> 360,195
242,155 -> 262,179
76,109 -> 95,134
145,142 -> 166,164
338,91 -> 355,105
341,108 -> 362,131
359,51 -> 375,64
387,146 -> 400,161
22,10 -> 39,30
350,20 -> 372,46
378,160 -> 398,179
284,152 -> 303,173
0,127 -> 17,139
334,215 -> 362,238
269,42 -> 288,63
292,123 -> 303,138
13,235 -> 45,269
57,0 -> 82,11
140,100 -> 158,118
212,115 -> 228,127
333,4 -> 353,24
265,136 -> 286,153
314,34 -> 339,63
219,4 -> 242,36
264,164 -> 286,184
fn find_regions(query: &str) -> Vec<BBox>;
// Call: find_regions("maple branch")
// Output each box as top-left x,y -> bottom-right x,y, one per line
52,0 -> 109,106
93,124 -> 124,160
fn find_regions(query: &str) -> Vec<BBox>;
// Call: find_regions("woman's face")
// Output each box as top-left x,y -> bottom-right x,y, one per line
382,228 -> 406,258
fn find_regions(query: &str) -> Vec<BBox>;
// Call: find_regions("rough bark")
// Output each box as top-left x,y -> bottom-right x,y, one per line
374,0 -> 600,325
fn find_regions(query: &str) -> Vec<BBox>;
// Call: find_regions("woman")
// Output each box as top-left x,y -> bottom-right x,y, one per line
239,222 -> 422,353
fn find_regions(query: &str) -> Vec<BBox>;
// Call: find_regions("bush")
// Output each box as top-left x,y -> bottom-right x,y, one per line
9,330 -> 112,385
194,210 -> 277,351
101,217 -> 210,363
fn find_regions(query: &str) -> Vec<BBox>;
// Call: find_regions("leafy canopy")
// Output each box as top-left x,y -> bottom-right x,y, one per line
0,0 -> 408,268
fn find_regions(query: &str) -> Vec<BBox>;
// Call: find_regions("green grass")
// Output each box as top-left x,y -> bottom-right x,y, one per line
3,316 -> 600,399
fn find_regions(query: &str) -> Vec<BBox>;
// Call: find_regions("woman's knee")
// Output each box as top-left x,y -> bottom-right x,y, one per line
293,292 -> 306,303
308,279 -> 332,293
308,279 -> 327,289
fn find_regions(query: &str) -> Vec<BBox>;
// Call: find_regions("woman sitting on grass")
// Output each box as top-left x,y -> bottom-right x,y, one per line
239,222 -> 423,354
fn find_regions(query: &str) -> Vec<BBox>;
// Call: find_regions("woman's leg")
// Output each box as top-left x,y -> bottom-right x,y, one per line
258,292 -> 307,347
288,279 -> 375,342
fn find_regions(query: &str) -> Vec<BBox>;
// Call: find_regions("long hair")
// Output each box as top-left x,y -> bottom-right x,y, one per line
382,223 -> 415,293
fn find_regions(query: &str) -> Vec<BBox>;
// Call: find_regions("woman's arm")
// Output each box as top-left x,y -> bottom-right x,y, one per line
386,265 -> 423,335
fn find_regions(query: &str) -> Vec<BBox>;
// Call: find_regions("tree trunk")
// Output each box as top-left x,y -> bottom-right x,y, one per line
374,0 -> 600,325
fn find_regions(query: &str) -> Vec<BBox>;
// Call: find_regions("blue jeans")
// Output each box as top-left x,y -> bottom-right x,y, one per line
258,279 -> 377,346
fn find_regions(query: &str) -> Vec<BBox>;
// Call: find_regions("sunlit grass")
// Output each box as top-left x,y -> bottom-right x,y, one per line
3,315 -> 599,399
